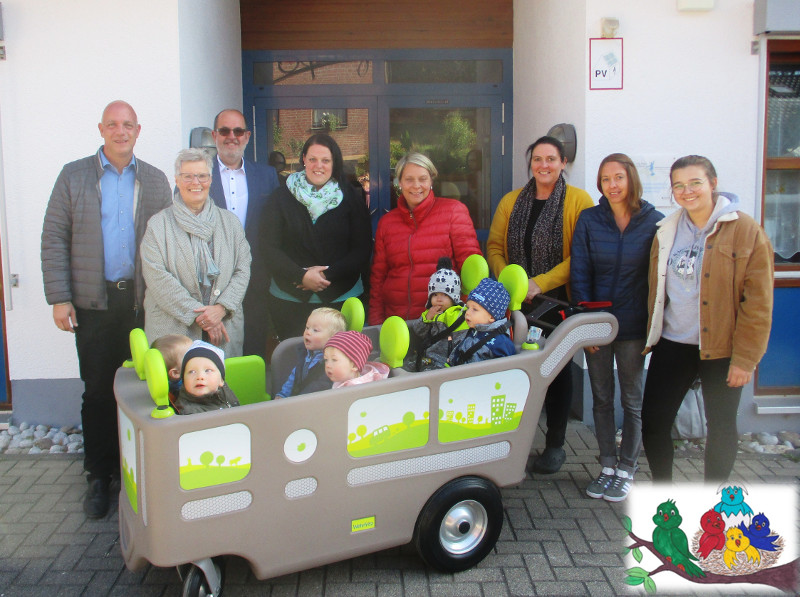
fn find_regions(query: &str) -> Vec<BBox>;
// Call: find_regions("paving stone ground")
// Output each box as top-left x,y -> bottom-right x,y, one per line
1,415 -> 798,596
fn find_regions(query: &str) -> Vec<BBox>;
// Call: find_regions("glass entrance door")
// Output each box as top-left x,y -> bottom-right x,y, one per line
246,51 -> 511,239
253,95 -> 377,210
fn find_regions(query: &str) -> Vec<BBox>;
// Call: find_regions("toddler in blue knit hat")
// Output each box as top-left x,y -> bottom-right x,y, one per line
447,278 -> 516,366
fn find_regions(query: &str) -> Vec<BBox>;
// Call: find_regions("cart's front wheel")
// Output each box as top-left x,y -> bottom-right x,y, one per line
181,557 -> 224,597
413,476 -> 503,572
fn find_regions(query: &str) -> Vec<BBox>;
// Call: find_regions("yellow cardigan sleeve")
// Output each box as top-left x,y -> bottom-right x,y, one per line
486,185 -> 594,295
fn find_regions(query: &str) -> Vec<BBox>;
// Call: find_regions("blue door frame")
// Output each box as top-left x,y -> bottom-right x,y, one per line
243,48 -> 513,237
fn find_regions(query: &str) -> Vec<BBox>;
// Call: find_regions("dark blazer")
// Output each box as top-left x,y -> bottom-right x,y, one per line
210,158 -> 280,355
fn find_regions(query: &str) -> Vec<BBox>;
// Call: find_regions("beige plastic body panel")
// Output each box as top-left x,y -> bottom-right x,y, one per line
115,311 -> 617,581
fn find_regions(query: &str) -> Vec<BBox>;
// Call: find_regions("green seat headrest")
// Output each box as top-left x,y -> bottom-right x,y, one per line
498,264 -> 528,312
341,296 -> 365,332
460,254 -> 489,295
379,316 -> 410,369
129,328 -> 149,381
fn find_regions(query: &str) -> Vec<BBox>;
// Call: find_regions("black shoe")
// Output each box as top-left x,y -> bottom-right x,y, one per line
83,478 -> 110,519
532,447 -> 566,474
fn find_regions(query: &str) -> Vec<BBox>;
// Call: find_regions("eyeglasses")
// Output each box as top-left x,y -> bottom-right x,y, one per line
671,179 -> 706,195
179,173 -> 211,183
215,127 -> 248,137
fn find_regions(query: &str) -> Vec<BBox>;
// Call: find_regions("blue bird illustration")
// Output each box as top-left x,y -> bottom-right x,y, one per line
652,499 -> 706,577
714,485 -> 753,529
738,513 -> 780,552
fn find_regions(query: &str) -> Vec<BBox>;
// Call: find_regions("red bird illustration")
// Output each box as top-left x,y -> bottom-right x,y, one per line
698,509 -> 726,559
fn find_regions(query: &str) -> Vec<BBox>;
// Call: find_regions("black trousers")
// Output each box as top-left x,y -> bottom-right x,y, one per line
543,365 -> 573,449
75,287 -> 140,480
641,338 -> 741,483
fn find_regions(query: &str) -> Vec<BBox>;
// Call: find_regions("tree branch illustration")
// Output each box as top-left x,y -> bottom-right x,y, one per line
626,529 -> 799,592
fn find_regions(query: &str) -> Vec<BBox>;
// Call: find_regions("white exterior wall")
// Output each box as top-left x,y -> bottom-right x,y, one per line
0,0 -> 240,422
513,0 -> 588,189
516,0 -> 760,213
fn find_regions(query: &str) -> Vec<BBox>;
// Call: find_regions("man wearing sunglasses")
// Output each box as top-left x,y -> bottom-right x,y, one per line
41,101 -> 172,519
210,109 -> 280,358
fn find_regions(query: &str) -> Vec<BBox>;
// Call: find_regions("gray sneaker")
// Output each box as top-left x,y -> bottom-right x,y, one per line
603,469 -> 633,502
586,467 -> 616,499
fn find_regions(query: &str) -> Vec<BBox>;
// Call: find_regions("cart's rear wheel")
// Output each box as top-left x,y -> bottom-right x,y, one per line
181,557 -> 224,597
413,476 -> 503,572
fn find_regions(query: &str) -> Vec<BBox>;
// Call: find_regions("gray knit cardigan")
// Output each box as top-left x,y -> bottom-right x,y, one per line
140,202 -> 251,356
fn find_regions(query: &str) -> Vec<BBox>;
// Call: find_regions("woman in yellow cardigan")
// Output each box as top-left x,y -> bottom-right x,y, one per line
487,136 -> 593,474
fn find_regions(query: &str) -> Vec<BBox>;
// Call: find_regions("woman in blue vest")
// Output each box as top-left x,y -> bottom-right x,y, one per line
570,153 -> 663,502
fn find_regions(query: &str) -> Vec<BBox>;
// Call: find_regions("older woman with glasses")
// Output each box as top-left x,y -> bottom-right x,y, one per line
141,148 -> 251,355
641,155 -> 774,483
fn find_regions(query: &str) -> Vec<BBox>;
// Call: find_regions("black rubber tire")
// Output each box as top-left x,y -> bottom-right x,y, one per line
181,558 -> 225,597
413,476 -> 504,572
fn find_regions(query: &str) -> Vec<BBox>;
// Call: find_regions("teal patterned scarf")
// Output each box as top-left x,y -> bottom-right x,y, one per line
287,171 -> 344,223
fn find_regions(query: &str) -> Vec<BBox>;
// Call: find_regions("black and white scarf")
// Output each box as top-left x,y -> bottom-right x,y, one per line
506,173 -> 566,278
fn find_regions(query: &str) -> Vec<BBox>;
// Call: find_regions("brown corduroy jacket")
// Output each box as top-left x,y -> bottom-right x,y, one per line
644,208 -> 774,372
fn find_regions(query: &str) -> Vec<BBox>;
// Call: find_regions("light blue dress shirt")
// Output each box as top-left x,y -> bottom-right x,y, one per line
99,150 -> 137,282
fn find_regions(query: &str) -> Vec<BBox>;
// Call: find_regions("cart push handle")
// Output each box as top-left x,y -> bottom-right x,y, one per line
525,296 -> 613,336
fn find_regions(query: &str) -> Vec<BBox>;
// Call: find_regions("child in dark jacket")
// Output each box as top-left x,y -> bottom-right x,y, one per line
275,307 -> 347,398
405,257 -> 468,371
447,278 -> 515,366
173,341 -> 239,415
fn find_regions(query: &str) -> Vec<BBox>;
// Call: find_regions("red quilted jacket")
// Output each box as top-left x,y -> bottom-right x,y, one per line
369,191 -> 480,324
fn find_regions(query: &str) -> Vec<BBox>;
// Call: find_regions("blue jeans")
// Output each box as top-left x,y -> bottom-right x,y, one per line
586,339 -> 646,474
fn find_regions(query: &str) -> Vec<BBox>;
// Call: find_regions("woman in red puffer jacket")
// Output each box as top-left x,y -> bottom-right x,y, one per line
369,152 -> 480,324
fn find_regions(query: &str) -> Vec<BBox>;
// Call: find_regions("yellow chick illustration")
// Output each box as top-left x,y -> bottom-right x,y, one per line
723,527 -> 761,569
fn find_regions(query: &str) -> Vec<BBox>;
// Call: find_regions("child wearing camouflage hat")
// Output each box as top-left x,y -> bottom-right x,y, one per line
447,277 -> 516,366
405,257 -> 469,371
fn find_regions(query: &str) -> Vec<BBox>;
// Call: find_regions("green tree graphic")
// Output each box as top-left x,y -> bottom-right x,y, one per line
200,451 -> 214,467
348,432 -> 356,444
216,454 -> 225,467
357,425 -> 367,440
403,411 -> 415,429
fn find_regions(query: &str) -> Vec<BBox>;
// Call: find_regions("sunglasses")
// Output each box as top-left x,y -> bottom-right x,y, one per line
215,127 -> 248,137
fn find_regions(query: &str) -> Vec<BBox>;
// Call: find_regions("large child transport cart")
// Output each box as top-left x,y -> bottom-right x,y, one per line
114,264 -> 618,595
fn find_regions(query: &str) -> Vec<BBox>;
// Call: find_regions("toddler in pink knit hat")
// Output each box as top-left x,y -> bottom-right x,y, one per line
324,331 -> 389,388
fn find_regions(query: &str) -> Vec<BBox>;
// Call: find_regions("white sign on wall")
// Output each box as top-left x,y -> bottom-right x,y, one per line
589,38 -> 623,90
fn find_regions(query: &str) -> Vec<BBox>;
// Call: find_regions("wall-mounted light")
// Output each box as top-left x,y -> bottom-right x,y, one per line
547,123 -> 577,163
189,127 -> 217,159
601,17 -> 619,38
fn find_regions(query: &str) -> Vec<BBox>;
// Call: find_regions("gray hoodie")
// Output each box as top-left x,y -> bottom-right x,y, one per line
661,192 -> 739,345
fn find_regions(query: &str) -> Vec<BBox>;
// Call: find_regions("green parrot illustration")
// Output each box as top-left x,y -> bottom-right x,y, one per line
652,499 -> 706,577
